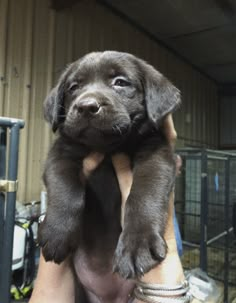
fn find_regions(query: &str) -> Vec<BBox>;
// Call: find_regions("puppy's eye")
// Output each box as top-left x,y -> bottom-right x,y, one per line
113,78 -> 130,87
68,82 -> 79,93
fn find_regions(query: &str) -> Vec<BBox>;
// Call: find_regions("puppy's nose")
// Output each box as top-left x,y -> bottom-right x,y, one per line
77,99 -> 100,115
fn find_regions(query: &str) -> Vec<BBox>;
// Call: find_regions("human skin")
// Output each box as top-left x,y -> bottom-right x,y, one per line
30,114 -> 184,303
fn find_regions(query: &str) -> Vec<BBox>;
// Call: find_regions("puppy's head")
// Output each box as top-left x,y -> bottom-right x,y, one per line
44,51 -> 180,148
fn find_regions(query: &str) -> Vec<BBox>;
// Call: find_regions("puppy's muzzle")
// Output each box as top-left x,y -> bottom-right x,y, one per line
73,98 -> 101,116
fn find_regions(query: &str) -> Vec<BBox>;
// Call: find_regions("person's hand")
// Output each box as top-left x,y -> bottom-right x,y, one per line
162,114 -> 177,147
82,152 -> 104,178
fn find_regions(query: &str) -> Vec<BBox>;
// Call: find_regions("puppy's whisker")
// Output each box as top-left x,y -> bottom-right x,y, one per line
57,104 -> 66,110
113,125 -> 122,135
117,126 -> 122,135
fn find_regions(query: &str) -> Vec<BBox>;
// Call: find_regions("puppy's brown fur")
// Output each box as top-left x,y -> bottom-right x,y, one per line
39,51 -> 180,282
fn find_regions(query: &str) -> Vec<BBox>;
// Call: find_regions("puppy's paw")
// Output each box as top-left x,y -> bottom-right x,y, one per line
113,229 -> 167,279
38,219 -> 76,263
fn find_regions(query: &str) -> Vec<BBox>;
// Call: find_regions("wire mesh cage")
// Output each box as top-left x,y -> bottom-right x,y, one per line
175,148 -> 236,302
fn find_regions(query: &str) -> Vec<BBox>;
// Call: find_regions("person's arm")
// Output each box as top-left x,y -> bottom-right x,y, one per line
139,114 -> 184,285
29,255 -> 75,303
29,153 -> 104,303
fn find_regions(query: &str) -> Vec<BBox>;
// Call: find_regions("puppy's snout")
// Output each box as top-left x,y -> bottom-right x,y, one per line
75,98 -> 100,115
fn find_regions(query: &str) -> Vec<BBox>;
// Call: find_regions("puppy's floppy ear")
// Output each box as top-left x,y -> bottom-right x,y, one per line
43,64 -> 73,132
44,84 -> 65,132
138,60 -> 181,127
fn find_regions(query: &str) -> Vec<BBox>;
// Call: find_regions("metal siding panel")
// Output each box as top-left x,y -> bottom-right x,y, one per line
209,83 -> 214,145
191,71 -> 198,144
232,99 -> 236,144
189,69 -> 195,144
0,0 -> 8,114
220,96 -> 236,146
185,65 -> 193,142
0,0 -> 35,201
212,83 -> 218,148
17,0 -> 34,201
207,81 -> 213,146
206,82 -> 212,146
41,8 -> 56,193
25,0 -> 55,201
212,85 -> 218,147
198,74 -> 204,144
220,98 -> 232,145
4,0 -> 22,118
54,10 -> 74,80
202,81 -> 208,142
72,2 -> 92,59
2,0 -> 35,201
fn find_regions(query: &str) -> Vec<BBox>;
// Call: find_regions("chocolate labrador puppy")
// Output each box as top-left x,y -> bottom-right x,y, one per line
39,51 -> 180,285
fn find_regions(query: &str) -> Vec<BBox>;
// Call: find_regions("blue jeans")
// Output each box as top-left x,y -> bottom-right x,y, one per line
174,209 -> 183,257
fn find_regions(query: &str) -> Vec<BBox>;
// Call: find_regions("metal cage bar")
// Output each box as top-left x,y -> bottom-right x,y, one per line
200,149 -> 208,271
224,158 -> 230,303
0,117 -> 24,303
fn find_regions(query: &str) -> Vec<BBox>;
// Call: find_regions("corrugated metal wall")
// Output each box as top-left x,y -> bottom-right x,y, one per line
220,96 -> 236,147
0,0 -> 219,202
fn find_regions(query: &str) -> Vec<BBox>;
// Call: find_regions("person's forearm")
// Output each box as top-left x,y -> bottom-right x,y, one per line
29,255 -> 75,303
134,193 -> 185,302
134,252 -> 185,303
137,237 -> 184,285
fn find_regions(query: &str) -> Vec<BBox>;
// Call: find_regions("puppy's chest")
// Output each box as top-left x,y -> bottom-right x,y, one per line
81,157 -> 123,253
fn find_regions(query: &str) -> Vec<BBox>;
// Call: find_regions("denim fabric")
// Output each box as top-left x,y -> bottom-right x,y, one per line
173,209 -> 183,257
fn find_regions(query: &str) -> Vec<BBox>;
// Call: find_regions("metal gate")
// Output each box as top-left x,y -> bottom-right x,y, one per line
0,117 -> 24,303
175,148 -> 236,303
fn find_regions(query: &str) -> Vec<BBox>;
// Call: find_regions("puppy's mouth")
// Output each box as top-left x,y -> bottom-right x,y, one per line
77,122 -> 129,135
62,115 -> 131,147
105,123 -> 131,136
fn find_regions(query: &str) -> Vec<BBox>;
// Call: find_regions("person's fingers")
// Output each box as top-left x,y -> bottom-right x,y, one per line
111,154 -> 133,227
83,152 -> 133,227
162,114 -> 177,147
176,154 -> 182,176
82,152 -> 104,178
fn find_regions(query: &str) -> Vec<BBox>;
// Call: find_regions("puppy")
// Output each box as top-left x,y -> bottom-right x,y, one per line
39,51 -> 180,282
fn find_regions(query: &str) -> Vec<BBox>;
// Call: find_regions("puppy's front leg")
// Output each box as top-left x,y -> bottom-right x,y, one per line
113,145 -> 176,279
39,142 -> 86,264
